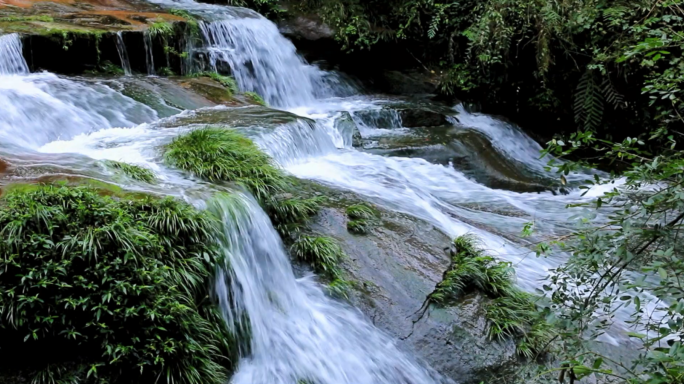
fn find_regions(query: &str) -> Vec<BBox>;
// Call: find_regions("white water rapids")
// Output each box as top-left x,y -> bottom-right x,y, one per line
0,8 -> 646,383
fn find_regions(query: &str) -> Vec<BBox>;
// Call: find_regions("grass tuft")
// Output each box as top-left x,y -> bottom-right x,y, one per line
345,203 -> 378,234
169,9 -> 200,35
245,91 -> 267,106
290,235 -> 345,279
104,160 -> 156,183
430,234 -> 552,358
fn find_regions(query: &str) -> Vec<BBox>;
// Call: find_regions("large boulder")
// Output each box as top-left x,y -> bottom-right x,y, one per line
309,204 -> 519,384
278,15 -> 334,41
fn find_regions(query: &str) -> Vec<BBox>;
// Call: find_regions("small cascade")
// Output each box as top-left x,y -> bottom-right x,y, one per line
249,119 -> 341,166
0,33 -> 29,75
351,108 -> 406,137
143,32 -> 155,75
200,16 -> 324,107
0,74 -> 158,149
115,32 -> 132,76
211,194 -> 447,384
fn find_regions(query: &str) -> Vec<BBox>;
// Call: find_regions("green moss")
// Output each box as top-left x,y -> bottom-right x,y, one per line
245,91 -> 267,106
159,66 -> 177,76
169,9 -> 200,35
0,185 -> 237,384
103,160 -> 156,183
190,72 -> 239,96
345,203 -> 379,234
0,15 -> 54,22
431,235 -> 552,358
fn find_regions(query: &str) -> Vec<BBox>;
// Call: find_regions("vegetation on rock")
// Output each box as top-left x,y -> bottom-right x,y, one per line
0,185 -> 237,384
430,235 -> 551,358
244,91 -> 267,106
104,160 -> 156,183
345,203 -> 378,234
163,127 -> 320,237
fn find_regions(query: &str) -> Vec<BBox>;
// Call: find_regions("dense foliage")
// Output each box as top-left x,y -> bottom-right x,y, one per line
0,185 -> 237,384
282,0 -> 682,140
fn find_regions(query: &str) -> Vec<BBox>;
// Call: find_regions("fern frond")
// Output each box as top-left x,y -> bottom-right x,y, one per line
601,78 -> 626,109
574,70 -> 604,131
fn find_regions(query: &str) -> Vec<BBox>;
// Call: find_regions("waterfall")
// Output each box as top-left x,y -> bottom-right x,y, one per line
0,34 -> 29,75
115,32 -> 132,76
200,17 -> 323,108
210,194 -> 448,384
143,32 -> 155,75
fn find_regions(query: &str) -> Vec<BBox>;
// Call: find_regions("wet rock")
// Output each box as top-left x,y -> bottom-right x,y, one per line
398,108 -> 450,128
160,105 -> 312,129
0,158 -> 8,175
278,15 -> 334,41
333,111 -> 362,147
376,70 -> 440,96
310,205 -> 519,384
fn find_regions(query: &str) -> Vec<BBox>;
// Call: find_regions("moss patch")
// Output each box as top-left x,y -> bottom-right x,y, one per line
0,185 -> 238,384
245,91 -> 267,106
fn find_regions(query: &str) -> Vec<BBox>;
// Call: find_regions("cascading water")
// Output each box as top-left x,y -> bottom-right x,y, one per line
143,32 -> 155,75
115,32 -> 132,76
0,33 -> 29,75
0,0 -> 650,380
212,194 -> 448,384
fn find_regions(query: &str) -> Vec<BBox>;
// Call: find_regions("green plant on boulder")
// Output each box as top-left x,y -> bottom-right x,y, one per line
169,9 -> 200,35
245,91 -> 267,106
290,235 -> 345,280
430,235 -> 552,358
163,127 -> 320,237
148,20 -> 174,38
0,185 -> 238,384
103,160 -> 156,183
345,203 -> 378,234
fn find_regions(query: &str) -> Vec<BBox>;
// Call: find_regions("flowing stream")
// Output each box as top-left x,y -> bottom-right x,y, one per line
0,5 -> 644,382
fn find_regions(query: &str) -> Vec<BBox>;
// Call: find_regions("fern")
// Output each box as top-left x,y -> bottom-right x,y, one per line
574,70 -> 604,131
601,78 -> 626,109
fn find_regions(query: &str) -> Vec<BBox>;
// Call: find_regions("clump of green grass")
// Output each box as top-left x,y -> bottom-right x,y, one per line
345,203 -> 379,234
164,128 -> 323,238
164,127 -> 285,199
189,72 -> 239,96
430,235 -> 552,358
245,91 -> 267,106
169,9 -> 200,35
148,20 -> 174,38
0,185 -> 237,384
104,160 -> 156,183
290,235 -> 345,279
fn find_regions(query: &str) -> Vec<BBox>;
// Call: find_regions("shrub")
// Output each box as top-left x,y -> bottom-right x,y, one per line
104,160 -> 156,183
431,235 -> 551,357
0,185 -> 237,384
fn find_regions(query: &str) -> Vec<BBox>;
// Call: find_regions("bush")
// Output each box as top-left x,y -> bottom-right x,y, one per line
0,185 -> 237,384
431,235 -> 551,357
104,160 -> 156,183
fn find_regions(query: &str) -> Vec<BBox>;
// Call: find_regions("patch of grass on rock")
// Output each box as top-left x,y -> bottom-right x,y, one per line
104,160 -> 156,183
345,203 -> 379,234
430,234 -> 552,358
